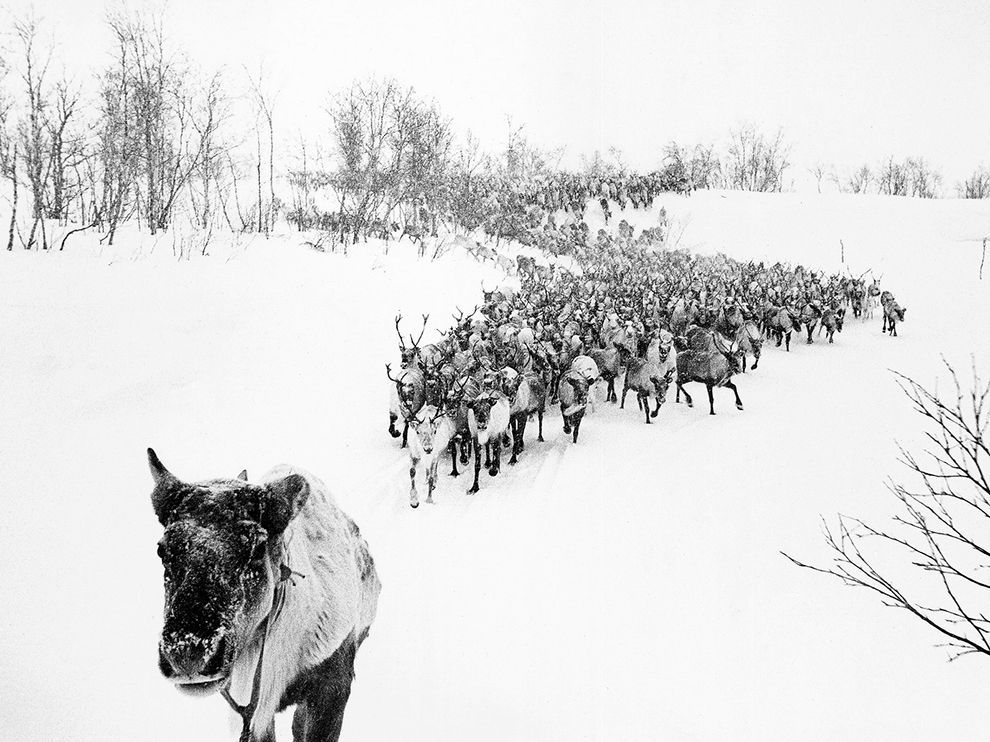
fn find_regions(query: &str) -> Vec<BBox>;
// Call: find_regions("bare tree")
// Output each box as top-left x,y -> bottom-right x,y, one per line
13,15 -> 54,249
906,157 -> 941,199
723,124 -> 790,192
844,164 -> 872,194
45,78 -> 84,224
323,78 -> 454,245
0,47 -> 16,251
245,66 -> 278,236
809,162 -> 830,194
875,156 -> 910,196
106,10 -> 216,235
786,360 -> 990,660
957,167 -> 990,199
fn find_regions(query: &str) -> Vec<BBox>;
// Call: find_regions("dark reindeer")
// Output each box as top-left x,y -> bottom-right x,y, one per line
148,449 -> 380,742
764,305 -> 798,351
819,307 -> 845,343
617,338 -> 672,424
674,328 -> 744,415
799,302 -> 823,344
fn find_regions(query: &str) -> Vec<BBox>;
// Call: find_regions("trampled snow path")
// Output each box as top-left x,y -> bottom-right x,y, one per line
2,192 -> 989,742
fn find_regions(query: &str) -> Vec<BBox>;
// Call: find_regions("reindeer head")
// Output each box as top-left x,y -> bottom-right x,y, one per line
409,405 -> 446,455
148,450 -> 308,697
467,394 -> 497,435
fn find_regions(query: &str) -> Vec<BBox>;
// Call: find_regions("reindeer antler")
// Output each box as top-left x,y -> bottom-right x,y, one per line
385,363 -> 403,384
394,315 -> 407,351
408,314 -> 429,350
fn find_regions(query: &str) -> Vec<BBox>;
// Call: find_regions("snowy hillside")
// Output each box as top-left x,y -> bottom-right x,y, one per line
2,191 -> 989,742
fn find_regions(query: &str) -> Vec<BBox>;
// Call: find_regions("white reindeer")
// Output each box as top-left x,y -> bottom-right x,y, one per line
407,405 -> 456,508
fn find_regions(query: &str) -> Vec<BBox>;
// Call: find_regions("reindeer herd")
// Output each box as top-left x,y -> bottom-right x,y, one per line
387,234 -> 908,507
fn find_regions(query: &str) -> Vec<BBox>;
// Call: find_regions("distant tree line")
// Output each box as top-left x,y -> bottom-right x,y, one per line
0,9 -> 986,253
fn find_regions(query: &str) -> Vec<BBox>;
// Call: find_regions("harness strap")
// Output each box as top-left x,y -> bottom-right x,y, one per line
221,552 -> 302,742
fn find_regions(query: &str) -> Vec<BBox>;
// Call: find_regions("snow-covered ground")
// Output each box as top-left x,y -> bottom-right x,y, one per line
1,191 -> 989,741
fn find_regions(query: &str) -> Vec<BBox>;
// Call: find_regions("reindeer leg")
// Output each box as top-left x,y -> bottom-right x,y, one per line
449,439 -> 460,477
388,413 -> 401,438
678,382 -> 693,408
785,332 -> 791,351
409,459 -> 419,508
620,381 -> 630,409
468,441 -> 481,494
537,408 -> 545,442
401,422 -> 409,449
572,416 -> 581,443
651,382 -> 663,418
707,383 -> 716,415
484,442 -> 492,469
752,349 -> 760,370
724,380 -> 743,410
489,438 -> 501,477
426,460 -> 438,504
642,393 -> 651,424
509,420 -> 525,466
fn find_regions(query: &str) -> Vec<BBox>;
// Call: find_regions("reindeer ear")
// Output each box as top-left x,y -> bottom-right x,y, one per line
260,474 -> 310,536
237,470 -> 248,481
148,448 -> 187,525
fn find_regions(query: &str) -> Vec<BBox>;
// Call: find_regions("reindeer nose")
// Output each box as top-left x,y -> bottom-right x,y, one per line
160,634 -> 225,678
423,445 -> 433,454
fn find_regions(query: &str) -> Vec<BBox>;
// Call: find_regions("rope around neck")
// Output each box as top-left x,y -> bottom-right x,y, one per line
221,555 -> 303,742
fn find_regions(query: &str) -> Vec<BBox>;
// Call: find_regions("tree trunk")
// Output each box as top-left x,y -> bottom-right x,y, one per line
267,114 -> 274,238
256,129 -> 263,234
6,146 -> 16,251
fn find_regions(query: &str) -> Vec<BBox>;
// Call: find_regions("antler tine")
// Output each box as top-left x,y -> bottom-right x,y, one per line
385,363 -> 403,384
409,314 -> 429,350
394,315 -> 407,350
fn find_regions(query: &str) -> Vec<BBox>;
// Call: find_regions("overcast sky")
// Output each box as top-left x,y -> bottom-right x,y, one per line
5,0 -> 989,188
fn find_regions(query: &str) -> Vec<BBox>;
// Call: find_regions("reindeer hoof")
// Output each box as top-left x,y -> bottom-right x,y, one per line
488,466 -> 498,477
736,403 -> 744,410
467,487 -> 478,495
410,502 -> 419,509
538,436 -> 545,442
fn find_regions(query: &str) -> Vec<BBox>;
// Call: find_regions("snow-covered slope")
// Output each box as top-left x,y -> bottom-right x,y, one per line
1,192 -> 989,741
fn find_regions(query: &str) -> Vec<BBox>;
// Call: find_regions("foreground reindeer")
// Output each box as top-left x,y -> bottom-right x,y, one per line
148,449 -> 380,742
674,328 -> 743,415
